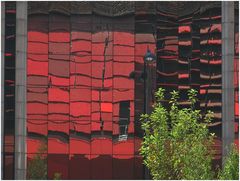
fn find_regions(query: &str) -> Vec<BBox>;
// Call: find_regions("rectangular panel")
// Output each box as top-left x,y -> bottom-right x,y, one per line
48,87 -> 69,154
27,153 -> 47,180
69,154 -> 90,179
70,88 -> 91,120
48,154 -> 69,179
91,120 -> 112,155
27,87 -> 48,120
70,56 -> 91,88
113,120 -> 134,154
49,54 -> 69,88
49,13 -> 70,55
28,15 -> 48,55
92,23 -> 113,56
113,56 -> 134,89
27,54 -> 48,87
91,55 -> 113,89
71,22 -> 91,56
113,100 -> 134,154
113,155 -> 134,179
70,120 -> 91,154
113,24 -> 134,56
27,119 -> 47,154
4,154 -> 14,179
91,155 -> 112,179
134,155 -> 143,179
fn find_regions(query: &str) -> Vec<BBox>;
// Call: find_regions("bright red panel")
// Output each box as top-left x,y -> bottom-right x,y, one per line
49,88 -> 69,102
70,102 -> 91,117
28,42 -> 48,54
91,138 -> 112,155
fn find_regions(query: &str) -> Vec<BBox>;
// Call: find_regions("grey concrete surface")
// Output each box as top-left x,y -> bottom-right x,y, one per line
221,1 -> 235,165
15,2 -> 27,180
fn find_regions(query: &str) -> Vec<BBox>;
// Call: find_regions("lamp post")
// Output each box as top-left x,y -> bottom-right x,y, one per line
143,47 -> 156,179
143,48 -> 156,117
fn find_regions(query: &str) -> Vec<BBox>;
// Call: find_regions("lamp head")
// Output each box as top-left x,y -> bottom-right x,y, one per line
144,47 -> 156,63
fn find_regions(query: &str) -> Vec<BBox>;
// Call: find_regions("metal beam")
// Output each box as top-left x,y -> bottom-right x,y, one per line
15,1 -> 27,179
221,1 -> 235,164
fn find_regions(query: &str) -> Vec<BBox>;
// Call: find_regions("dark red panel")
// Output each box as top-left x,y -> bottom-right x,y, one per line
69,154 -> 91,179
91,155 -> 112,179
134,155 -> 143,179
113,155 -> 134,179
48,154 -> 69,179
4,154 -> 14,179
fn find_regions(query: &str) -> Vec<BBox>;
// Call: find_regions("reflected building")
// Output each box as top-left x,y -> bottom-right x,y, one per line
1,1 -> 239,180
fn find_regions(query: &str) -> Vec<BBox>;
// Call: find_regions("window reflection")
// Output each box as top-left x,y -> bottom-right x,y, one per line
25,1 -> 228,180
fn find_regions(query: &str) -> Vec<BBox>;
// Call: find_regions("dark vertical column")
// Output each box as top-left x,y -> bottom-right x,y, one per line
178,12 -> 193,109
3,2 -> 16,179
3,2 -> 16,180
1,2 -> 5,179
222,1 -> 235,163
191,10 -> 200,110
156,3 -> 178,108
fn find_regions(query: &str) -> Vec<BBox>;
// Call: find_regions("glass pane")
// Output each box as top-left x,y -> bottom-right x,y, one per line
113,155 -> 134,179
27,153 -> 47,180
48,154 -> 69,179
27,54 -> 48,87
91,155 -> 112,179
69,154 -> 90,179
27,120 -> 47,154
70,120 -> 90,154
70,56 -> 91,88
27,87 -> 48,120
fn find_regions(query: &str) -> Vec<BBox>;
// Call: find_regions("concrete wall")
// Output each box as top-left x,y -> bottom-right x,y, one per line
221,1 -> 235,164
14,2 -> 27,179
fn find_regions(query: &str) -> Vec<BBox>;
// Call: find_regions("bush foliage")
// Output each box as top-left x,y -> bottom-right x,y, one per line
140,88 -> 216,180
27,139 -> 47,179
218,144 -> 239,180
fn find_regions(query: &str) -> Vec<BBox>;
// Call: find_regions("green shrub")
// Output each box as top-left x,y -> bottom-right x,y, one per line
140,88 -> 215,180
27,139 -> 47,180
53,172 -> 62,180
218,144 -> 239,180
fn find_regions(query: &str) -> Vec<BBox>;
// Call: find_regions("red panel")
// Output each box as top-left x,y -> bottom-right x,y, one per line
70,102 -> 91,117
101,103 -> 112,112
27,58 -> 48,76
70,88 -> 91,102
28,42 -> 48,54
91,139 -> 112,155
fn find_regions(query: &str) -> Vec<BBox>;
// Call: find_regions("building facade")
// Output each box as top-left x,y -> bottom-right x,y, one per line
1,1 -> 239,180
